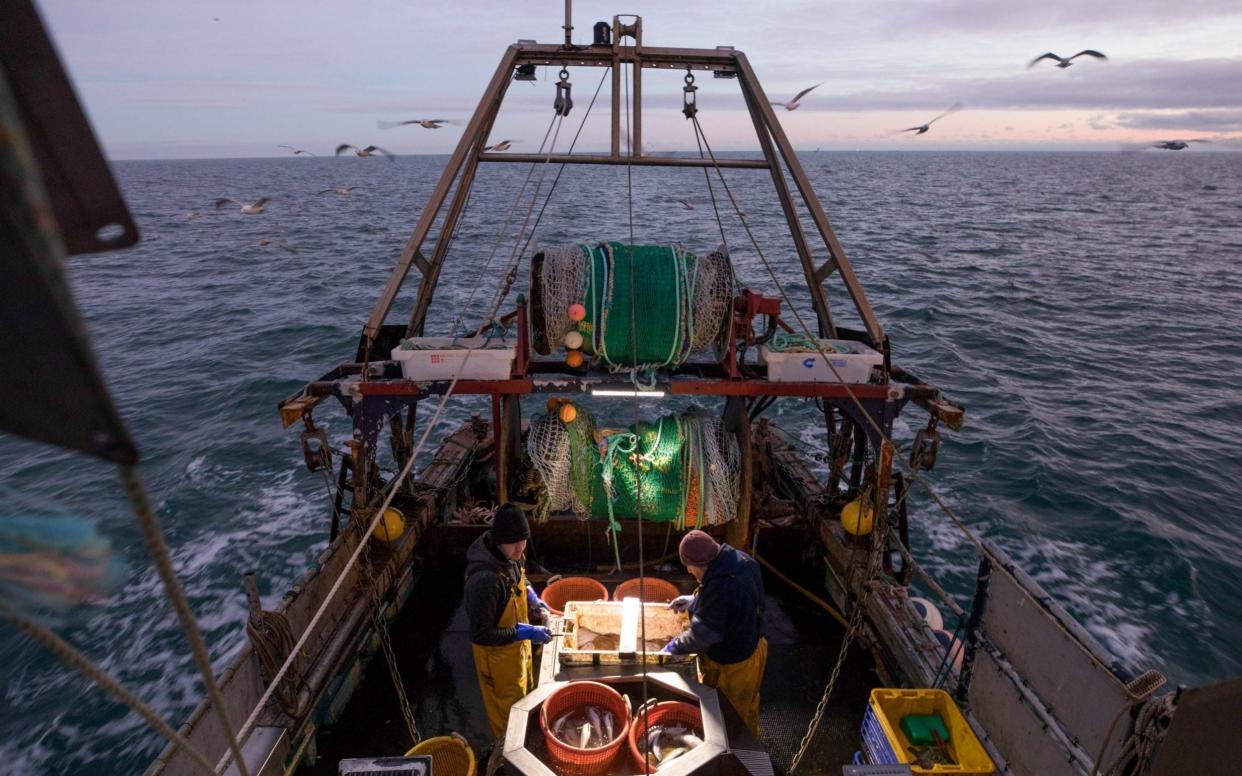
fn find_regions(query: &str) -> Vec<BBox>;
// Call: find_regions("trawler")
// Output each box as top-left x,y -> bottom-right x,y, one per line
3,2 -> 1238,775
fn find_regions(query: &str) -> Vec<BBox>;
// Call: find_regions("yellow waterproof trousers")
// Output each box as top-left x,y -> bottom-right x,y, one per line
698,637 -> 768,736
471,571 -> 533,738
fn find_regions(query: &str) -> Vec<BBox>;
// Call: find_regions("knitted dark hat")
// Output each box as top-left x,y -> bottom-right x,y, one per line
490,503 -> 530,544
679,530 -> 720,567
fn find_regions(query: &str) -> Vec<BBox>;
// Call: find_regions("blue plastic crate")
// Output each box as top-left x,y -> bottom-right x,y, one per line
861,703 -> 899,765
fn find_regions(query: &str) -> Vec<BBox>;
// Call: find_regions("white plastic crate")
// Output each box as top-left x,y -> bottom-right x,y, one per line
390,337 -> 515,381
759,339 -> 882,384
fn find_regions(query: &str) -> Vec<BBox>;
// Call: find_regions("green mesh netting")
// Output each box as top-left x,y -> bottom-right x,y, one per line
584,242 -> 692,369
589,415 -> 687,524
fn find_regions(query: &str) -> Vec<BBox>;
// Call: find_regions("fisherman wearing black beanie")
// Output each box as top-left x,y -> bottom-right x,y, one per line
464,503 -> 551,738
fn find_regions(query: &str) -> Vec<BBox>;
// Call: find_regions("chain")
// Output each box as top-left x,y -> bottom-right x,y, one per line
788,473 -> 889,773
360,544 -> 420,747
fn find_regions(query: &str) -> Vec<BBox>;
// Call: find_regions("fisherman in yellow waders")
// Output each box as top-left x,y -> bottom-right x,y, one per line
660,530 -> 768,736
464,503 -> 552,738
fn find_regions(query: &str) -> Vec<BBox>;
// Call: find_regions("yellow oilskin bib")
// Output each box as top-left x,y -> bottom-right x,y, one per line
471,570 -> 533,738
698,636 -> 768,736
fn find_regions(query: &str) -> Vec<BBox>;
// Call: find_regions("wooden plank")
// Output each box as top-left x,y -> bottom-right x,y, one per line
812,256 -> 838,285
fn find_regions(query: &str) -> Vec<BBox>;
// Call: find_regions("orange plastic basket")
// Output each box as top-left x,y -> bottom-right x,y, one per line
540,681 -> 631,776
540,576 -> 609,616
612,577 -> 681,604
627,700 -> 703,772
405,733 -> 476,776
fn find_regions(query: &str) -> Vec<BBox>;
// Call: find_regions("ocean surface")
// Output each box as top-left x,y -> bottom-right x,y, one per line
1,150 -> 1240,773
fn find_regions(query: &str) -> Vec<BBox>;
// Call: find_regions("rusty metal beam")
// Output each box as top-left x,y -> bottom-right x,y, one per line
736,65 -> 835,337
363,45 -> 519,344
812,256 -> 838,285
734,52 -> 885,347
514,43 -> 739,70
478,153 -> 768,169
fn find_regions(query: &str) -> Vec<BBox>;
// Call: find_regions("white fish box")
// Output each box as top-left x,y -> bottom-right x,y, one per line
390,337 -> 515,381
760,339 -> 883,383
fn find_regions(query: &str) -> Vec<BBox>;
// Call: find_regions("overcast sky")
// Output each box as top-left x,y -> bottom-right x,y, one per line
39,0 -> 1242,159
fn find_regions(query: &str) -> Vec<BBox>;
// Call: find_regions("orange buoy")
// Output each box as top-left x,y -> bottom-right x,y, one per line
564,330 -> 584,350
566,350 -> 584,368
568,303 -> 586,322
546,396 -> 562,412
559,402 -> 577,423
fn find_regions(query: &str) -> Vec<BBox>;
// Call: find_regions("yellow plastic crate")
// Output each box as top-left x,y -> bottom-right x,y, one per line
868,688 -> 994,775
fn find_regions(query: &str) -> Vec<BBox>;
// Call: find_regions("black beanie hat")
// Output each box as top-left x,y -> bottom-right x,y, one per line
490,502 -> 530,544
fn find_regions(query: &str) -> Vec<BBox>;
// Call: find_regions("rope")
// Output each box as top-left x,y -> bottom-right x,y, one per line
0,601 -> 217,776
246,610 -> 308,717
215,106 -> 573,776
623,59 -> 655,776
120,464 -> 252,776
690,114 -> 984,555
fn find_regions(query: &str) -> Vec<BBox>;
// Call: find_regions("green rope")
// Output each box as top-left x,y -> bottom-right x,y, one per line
767,331 -> 818,352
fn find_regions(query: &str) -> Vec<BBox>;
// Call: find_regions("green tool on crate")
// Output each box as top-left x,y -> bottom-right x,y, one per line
901,714 -> 950,746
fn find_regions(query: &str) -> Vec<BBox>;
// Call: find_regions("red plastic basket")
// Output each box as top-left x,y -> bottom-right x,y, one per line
540,576 -> 609,616
613,577 -> 681,604
627,700 -> 703,773
540,681 -> 631,776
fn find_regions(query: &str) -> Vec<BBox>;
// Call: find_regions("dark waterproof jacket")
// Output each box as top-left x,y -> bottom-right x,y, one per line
464,534 -> 525,646
670,543 -> 765,664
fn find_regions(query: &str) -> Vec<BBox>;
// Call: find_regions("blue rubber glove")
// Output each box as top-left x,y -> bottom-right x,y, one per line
668,594 -> 695,613
526,585 -> 548,613
659,640 -> 680,655
515,623 -> 552,645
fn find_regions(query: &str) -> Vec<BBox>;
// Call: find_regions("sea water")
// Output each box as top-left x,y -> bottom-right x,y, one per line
0,151 -> 1239,772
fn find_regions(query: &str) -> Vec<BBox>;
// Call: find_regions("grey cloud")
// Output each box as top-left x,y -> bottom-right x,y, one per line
876,0 -> 1242,33
628,58 -> 1242,114
1113,109 -> 1242,131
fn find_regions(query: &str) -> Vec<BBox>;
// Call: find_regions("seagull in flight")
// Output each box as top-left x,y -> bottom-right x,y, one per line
377,119 -> 458,129
898,103 -> 962,135
1152,139 -> 1208,150
483,139 -> 518,152
676,199 -> 696,211
335,144 -> 394,159
770,83 -> 822,111
1028,50 -> 1108,69
214,197 -> 272,215
184,211 -> 202,221
278,145 -> 316,156
259,238 -> 298,254
319,186 -> 362,196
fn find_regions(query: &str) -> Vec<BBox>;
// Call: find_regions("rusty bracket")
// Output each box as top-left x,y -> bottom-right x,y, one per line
300,415 -> 332,472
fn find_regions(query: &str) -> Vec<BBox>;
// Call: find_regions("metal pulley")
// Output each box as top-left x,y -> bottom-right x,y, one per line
682,71 -> 698,119
300,415 -> 332,472
910,417 -> 940,471
554,68 -> 573,116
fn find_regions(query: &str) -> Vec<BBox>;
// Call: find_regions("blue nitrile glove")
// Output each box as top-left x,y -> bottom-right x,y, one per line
659,641 -> 680,655
668,594 -> 695,613
526,585 -> 548,613
515,623 -> 552,645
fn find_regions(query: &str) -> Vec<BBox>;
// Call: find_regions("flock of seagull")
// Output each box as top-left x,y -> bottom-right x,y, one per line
196,48 -> 1207,234
771,49 -> 1205,150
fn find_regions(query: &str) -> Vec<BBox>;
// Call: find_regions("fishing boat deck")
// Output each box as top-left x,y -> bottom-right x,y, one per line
307,525 -> 876,775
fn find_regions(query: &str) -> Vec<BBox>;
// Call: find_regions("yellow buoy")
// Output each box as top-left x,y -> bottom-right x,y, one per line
559,402 -> 577,424
568,303 -> 586,322
564,330 -> 584,350
565,350 -> 584,368
840,499 -> 874,536
372,507 -> 406,542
